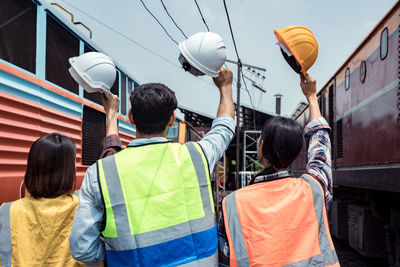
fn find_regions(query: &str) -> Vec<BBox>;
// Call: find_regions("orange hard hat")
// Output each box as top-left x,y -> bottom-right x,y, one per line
274,25 -> 318,75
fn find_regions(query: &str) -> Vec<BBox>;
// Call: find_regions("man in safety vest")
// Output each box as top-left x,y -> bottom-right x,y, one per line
69,68 -> 235,266
221,74 -> 339,266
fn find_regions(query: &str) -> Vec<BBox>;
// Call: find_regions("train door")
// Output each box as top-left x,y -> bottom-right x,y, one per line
328,80 -> 336,168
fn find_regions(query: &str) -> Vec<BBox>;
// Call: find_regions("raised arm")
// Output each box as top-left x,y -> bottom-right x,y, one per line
213,68 -> 235,119
100,93 -> 122,158
300,74 -> 333,209
198,68 -> 236,172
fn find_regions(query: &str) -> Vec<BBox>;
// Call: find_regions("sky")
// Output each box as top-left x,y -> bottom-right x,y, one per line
44,0 -> 398,118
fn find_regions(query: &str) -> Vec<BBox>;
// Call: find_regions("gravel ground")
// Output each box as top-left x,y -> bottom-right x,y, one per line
333,237 -> 389,267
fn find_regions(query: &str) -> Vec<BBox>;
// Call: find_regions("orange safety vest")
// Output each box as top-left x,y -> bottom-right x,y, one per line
222,175 -> 339,267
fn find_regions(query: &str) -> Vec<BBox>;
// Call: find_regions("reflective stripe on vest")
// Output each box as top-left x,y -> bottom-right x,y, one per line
0,203 -> 12,266
98,142 -> 218,266
223,175 -> 339,267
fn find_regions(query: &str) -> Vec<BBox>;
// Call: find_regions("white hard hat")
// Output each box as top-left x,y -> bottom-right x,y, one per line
178,32 -> 226,77
69,52 -> 116,94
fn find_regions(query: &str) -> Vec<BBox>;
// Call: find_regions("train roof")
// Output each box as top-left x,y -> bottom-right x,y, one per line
40,0 -> 141,84
293,1 -> 399,121
330,1 -> 399,80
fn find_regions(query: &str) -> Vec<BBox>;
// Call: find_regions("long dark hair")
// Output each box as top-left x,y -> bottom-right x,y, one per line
24,133 -> 76,198
249,117 -> 303,184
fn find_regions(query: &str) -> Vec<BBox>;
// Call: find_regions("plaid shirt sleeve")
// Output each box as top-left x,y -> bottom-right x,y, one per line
302,117 -> 333,209
99,134 -> 122,158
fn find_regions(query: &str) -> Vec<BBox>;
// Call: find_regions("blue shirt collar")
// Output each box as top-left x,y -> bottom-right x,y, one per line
127,137 -> 169,147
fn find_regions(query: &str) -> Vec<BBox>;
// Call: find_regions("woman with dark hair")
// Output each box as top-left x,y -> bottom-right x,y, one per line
0,133 -> 86,266
221,75 -> 339,266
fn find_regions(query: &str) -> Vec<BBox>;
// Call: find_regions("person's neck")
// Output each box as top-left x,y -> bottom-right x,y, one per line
135,131 -> 167,139
262,165 -> 288,173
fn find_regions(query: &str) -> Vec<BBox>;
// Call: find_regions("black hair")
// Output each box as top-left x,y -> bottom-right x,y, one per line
250,117 -> 303,184
24,133 -> 76,198
129,83 -> 178,134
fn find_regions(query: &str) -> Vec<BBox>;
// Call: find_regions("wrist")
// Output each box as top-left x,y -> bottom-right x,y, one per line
306,94 -> 318,103
219,85 -> 232,94
107,112 -> 118,121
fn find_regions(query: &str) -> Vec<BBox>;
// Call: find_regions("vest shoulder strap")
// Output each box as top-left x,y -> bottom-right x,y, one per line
0,202 -> 12,266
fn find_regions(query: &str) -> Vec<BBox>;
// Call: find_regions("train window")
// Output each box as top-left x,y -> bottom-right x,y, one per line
127,79 -> 133,112
46,14 -> 79,94
83,45 -> 103,105
380,27 -> 388,60
110,71 -> 119,96
121,73 -> 127,115
360,60 -> 367,83
0,0 -> 37,73
345,68 -> 350,91
84,44 -> 95,53
167,121 -> 179,139
82,105 -> 106,165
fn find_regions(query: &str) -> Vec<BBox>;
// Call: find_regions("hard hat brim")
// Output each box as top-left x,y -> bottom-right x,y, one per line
178,42 -> 220,78
69,63 -> 110,94
274,29 -> 307,76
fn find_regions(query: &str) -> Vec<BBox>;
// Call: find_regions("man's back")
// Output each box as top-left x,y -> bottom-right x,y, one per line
69,69 -> 236,266
96,142 -> 217,266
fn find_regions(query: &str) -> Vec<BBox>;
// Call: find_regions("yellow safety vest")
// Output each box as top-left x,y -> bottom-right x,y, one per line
97,141 -> 218,266
0,195 -> 87,267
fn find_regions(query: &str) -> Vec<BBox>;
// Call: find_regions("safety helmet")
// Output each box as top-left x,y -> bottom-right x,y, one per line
178,32 -> 226,77
69,52 -> 116,94
274,25 -> 318,75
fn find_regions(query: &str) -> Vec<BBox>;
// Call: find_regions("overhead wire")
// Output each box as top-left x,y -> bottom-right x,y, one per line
57,0 -> 216,87
58,0 -> 178,67
193,0 -> 210,31
222,0 -> 240,61
221,0 -> 257,110
139,0 -> 179,45
160,0 -> 188,38
241,71 -> 257,108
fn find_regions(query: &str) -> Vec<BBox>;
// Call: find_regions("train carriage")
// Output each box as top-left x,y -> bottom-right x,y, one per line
0,0 -> 199,203
0,0 -> 175,202
291,1 -> 400,260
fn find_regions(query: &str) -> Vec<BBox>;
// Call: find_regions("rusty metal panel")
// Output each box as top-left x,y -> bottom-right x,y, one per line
119,130 -> 135,148
0,91 -> 83,202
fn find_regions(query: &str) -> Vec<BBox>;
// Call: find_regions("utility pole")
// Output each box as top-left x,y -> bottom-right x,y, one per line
226,59 -> 266,190
274,93 -> 283,115
235,60 -> 242,190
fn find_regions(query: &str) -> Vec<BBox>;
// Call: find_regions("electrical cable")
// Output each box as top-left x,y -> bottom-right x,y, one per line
222,0 -> 257,110
59,0 -> 179,68
160,0 -> 188,38
241,69 -> 257,109
139,0 -> 179,45
222,0 -> 240,60
57,1 -> 216,88
58,0 -> 215,87
193,0 -> 210,31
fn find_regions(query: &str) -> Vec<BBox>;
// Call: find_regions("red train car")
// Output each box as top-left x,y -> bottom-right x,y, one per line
291,2 -> 400,261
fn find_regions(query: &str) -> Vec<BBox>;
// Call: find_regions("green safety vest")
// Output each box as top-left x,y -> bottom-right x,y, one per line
97,141 -> 218,267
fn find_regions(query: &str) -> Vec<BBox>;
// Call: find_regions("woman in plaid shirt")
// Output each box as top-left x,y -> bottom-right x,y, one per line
219,74 -> 338,267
